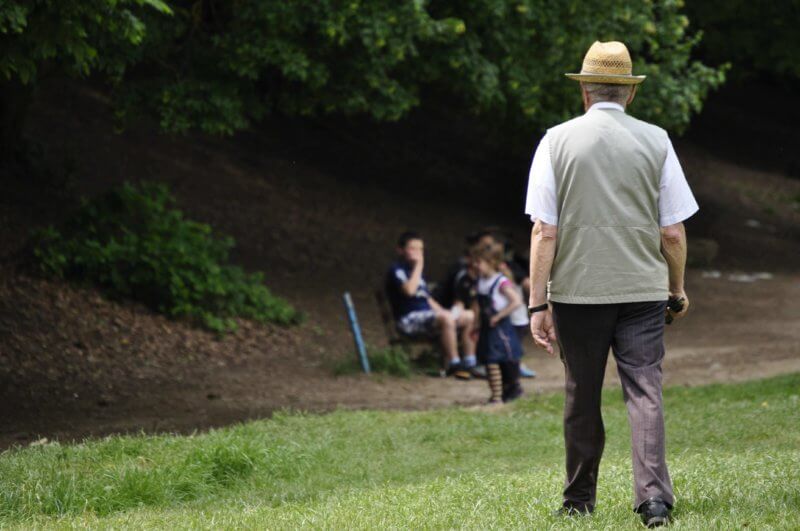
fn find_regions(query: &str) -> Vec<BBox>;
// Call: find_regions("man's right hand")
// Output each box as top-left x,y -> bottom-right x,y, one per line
530,309 -> 557,356
666,290 -> 690,321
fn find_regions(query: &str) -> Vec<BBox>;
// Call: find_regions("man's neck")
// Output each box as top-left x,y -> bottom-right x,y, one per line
586,101 -> 626,112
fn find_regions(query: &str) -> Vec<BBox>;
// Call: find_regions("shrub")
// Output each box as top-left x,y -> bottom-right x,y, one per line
33,181 -> 300,333
335,345 -> 412,378
369,346 -> 412,378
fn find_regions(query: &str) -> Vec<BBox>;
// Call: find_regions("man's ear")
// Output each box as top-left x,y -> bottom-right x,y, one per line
581,83 -> 591,111
627,85 -> 637,106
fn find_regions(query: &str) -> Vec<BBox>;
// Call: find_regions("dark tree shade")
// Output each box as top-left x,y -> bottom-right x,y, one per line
684,0 -> 800,82
0,0 -> 171,151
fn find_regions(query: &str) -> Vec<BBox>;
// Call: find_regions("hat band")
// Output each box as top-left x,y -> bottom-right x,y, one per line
581,58 -> 632,76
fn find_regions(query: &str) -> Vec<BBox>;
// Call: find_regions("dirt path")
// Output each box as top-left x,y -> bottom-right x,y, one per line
2,270 -> 797,449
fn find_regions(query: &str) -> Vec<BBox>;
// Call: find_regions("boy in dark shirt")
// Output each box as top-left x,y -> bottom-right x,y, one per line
386,231 -> 476,378
435,261 -> 477,315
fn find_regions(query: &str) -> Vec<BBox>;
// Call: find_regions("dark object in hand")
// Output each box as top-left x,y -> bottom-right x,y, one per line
665,296 -> 685,325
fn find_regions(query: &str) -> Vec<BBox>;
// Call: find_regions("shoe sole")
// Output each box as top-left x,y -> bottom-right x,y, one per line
645,515 -> 669,528
553,508 -> 592,517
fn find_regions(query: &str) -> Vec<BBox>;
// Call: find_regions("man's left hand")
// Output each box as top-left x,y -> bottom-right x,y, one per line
666,290 -> 690,322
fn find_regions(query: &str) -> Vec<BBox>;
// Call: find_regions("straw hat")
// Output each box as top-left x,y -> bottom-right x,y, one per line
565,41 -> 646,85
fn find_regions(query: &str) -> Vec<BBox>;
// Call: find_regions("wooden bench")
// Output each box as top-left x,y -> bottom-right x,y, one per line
374,288 -> 443,371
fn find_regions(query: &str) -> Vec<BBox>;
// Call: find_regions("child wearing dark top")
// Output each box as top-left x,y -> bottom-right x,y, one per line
385,231 -> 477,378
472,242 -> 525,404
435,236 -> 480,312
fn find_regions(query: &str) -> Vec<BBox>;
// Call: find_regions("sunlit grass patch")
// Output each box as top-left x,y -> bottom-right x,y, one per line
1,374 -> 798,529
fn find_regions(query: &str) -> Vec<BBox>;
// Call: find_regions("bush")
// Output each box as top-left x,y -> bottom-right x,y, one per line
369,346 -> 412,378
32,181 -> 300,333
335,345 -> 412,378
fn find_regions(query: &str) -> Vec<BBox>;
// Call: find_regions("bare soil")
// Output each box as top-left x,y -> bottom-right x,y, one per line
0,83 -> 798,449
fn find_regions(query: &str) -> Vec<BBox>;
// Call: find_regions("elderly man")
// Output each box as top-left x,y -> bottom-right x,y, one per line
525,41 -> 698,528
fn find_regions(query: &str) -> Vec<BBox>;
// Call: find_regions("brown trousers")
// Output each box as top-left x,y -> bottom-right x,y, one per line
552,301 -> 674,511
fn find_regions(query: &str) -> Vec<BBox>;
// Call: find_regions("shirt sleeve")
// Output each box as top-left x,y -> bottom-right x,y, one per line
498,278 -> 513,292
393,267 -> 408,285
658,138 -> 699,227
524,134 -> 559,225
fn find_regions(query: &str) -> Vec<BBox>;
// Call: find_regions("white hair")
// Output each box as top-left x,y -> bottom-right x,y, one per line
582,82 -> 633,105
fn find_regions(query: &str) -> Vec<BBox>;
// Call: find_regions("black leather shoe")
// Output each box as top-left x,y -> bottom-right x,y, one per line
502,383 -> 524,403
636,497 -> 671,528
445,363 -> 471,380
552,503 -> 593,517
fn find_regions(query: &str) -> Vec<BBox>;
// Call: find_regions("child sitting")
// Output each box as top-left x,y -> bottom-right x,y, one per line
472,242 -> 525,404
385,231 -> 477,379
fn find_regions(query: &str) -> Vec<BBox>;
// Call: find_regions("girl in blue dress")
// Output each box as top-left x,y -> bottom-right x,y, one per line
472,242 -> 525,404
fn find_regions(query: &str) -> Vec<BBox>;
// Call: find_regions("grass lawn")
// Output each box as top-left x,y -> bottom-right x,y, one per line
1,374 -> 798,529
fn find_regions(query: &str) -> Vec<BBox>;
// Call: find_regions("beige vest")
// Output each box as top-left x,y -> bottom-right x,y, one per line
548,108 -> 669,304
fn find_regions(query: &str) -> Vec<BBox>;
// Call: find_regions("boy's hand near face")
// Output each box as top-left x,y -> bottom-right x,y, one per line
399,237 -> 426,297
408,247 -> 424,268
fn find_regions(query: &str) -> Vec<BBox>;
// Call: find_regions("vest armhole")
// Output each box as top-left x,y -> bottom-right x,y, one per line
546,128 -> 559,197
659,132 -> 670,180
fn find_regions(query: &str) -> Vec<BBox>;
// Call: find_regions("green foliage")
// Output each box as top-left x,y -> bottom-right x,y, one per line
427,0 -> 728,133
32,181 -> 300,333
114,1 -> 468,135
335,345 -> 412,377
117,0 -> 725,135
0,375 -> 798,526
0,0 -> 171,85
685,0 -> 800,81
0,1 -> 727,135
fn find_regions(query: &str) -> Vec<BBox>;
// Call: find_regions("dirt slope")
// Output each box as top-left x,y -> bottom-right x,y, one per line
0,83 -> 798,448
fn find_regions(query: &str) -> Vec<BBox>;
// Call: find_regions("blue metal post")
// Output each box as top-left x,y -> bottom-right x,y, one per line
343,292 -> 370,373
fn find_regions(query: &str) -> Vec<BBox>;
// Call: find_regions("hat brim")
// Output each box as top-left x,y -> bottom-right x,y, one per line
565,73 -> 646,85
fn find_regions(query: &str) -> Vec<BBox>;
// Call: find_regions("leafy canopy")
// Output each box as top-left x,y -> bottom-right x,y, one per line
3,1 -> 726,135
120,0 -> 726,135
0,0 -> 171,84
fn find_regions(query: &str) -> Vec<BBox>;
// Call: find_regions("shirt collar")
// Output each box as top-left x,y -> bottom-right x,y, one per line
587,101 -> 625,113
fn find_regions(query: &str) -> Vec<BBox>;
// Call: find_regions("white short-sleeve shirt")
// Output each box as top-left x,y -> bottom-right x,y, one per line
524,102 -> 699,227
